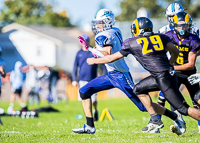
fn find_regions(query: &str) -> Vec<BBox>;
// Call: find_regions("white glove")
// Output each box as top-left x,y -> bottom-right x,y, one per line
88,46 -> 104,58
188,73 -> 200,85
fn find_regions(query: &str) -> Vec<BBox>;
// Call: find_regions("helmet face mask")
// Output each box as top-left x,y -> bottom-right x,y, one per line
165,3 -> 184,23
131,20 -> 138,37
131,17 -> 153,37
173,12 -> 192,38
92,20 -> 105,34
131,23 -> 137,37
174,24 -> 188,36
92,9 -> 115,35
167,15 -> 175,23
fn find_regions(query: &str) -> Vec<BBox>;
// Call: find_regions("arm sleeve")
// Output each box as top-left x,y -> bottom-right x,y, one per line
119,49 -> 129,57
190,35 -> 200,52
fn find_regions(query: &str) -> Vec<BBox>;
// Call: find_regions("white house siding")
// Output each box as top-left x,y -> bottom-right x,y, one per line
9,29 -> 56,67
56,43 -> 80,73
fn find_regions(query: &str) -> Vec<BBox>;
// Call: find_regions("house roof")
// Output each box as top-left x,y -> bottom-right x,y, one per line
2,23 -> 92,46
25,25 -> 81,43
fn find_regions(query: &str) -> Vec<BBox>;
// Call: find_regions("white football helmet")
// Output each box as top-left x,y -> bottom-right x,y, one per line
165,3 -> 184,23
92,9 -> 115,34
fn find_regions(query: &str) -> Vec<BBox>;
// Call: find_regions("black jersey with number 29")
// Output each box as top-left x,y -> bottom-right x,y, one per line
120,34 -> 172,77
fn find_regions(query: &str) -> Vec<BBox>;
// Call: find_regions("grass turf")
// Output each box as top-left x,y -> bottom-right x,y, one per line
0,96 -> 199,143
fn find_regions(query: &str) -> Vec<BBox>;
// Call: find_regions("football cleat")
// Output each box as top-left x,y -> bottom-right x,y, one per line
141,119 -> 164,133
173,110 -> 186,133
149,128 -> 160,133
72,124 -> 96,134
170,125 -> 182,135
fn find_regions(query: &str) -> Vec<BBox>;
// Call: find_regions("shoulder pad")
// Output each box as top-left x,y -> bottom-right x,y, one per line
95,35 -> 109,46
159,25 -> 168,33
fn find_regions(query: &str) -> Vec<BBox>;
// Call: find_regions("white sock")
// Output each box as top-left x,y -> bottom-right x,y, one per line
9,103 -> 14,107
20,103 -> 26,108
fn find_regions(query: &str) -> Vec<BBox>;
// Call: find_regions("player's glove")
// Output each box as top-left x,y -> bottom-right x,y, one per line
188,73 -> 200,85
91,46 -> 97,58
78,36 -> 89,49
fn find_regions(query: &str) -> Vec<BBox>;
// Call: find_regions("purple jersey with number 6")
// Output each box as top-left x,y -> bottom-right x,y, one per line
165,30 -> 200,66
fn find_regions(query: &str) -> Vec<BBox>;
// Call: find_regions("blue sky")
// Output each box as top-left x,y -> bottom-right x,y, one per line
55,0 -> 122,29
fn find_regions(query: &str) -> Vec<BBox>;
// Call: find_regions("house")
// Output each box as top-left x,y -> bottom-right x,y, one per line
0,23 -> 93,74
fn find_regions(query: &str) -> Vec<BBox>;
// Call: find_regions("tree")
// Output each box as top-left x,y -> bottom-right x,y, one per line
0,0 -> 74,27
116,0 -> 200,22
116,0 -> 165,21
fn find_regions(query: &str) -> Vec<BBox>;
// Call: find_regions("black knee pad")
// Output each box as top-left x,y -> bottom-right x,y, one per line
133,84 -> 148,96
80,92 -> 90,100
133,85 -> 140,95
176,102 -> 189,116
194,92 -> 200,104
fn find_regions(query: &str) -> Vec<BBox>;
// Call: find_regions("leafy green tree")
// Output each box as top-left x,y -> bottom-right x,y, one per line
116,0 -> 200,21
0,0 -> 74,27
116,0 -> 165,21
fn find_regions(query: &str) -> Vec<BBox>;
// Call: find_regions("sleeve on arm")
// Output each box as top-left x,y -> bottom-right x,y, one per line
190,35 -> 200,52
119,49 -> 129,57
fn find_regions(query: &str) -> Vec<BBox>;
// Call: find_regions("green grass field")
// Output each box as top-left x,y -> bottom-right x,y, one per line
0,96 -> 199,143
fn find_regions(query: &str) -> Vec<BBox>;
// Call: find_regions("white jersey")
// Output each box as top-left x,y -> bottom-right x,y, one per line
158,24 -> 199,36
95,27 -> 129,72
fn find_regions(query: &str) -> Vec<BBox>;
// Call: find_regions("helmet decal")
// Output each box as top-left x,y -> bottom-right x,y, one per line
165,3 -> 184,23
185,14 -> 190,23
172,3 -> 175,12
92,9 -> 115,34
104,11 -> 112,17
173,11 -> 192,38
134,19 -> 139,37
131,17 -> 153,37
174,15 -> 179,24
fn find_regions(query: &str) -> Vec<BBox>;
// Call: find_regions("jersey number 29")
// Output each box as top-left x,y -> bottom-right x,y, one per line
136,35 -> 164,55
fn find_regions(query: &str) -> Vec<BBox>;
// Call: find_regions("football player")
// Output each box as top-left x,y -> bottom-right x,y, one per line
159,2 -> 199,36
72,9 -> 183,135
157,11 -> 200,133
87,17 -> 200,135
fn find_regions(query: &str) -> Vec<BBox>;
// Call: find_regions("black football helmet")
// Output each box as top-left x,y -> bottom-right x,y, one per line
131,17 -> 153,37
173,11 -> 192,38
